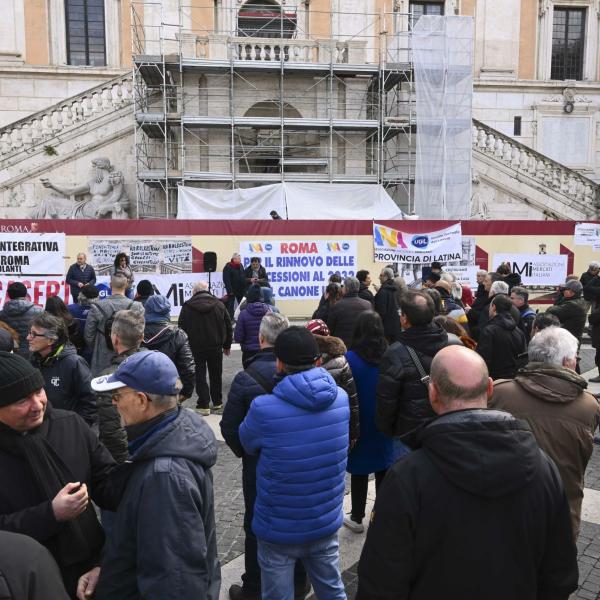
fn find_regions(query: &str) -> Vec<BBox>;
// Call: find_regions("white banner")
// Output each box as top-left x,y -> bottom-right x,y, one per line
443,265 -> 479,289
239,240 -> 357,299
574,223 -> 600,246
493,254 -> 568,286
0,233 -> 65,276
96,273 -> 225,317
373,223 -> 462,264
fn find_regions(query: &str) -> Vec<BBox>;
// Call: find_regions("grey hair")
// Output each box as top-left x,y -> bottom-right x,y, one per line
111,310 -> 145,349
77,252 -> 87,259
111,273 -> 128,290
344,276 -> 360,294
381,267 -> 394,281
259,312 -> 290,346
477,269 -> 488,277
528,326 -> 578,366
393,276 -> 408,297
231,252 -> 241,260
590,261 -> 600,269
146,388 -> 181,409
30,312 -> 64,342
440,272 -> 456,283
490,281 -> 509,296
451,281 -> 462,301
193,281 -> 209,294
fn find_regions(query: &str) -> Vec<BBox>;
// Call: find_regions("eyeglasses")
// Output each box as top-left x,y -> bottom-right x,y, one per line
27,331 -> 48,338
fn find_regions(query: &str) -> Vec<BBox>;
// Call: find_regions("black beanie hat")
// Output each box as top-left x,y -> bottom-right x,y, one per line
274,326 -> 321,366
0,351 -> 45,407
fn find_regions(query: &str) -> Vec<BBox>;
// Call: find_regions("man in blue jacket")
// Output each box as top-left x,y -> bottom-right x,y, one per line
78,351 -> 221,600
65,253 -> 96,305
239,326 -> 349,600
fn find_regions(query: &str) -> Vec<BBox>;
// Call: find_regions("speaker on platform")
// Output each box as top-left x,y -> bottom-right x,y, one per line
204,252 -> 217,273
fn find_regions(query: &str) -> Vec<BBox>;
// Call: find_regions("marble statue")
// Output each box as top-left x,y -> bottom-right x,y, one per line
34,157 -> 129,219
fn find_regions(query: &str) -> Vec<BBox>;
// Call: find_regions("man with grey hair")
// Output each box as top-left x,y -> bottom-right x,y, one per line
327,276 -> 371,348
65,252 -> 96,305
179,279 -> 232,415
359,345 -> 578,599
84,273 -> 144,376
547,280 -> 587,356
491,326 -> 600,539
374,268 -> 401,343
223,252 -> 246,319
221,312 -> 310,600
79,351 -> 220,599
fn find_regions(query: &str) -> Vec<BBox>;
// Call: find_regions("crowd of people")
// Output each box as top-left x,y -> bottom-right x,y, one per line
0,251 -> 600,599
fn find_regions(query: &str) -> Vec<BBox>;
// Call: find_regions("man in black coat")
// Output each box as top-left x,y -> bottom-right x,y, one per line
547,280 -> 588,347
178,281 -> 232,415
327,277 -> 371,349
374,267 -> 401,343
221,313 -> 308,600
0,352 -> 118,597
356,270 -> 375,305
376,291 -> 457,444
223,253 -> 247,319
476,294 -> 527,380
357,346 -> 578,600
243,257 -> 270,291
510,286 -> 536,342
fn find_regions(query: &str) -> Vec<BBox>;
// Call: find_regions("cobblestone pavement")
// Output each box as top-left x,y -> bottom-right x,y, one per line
197,345 -> 600,599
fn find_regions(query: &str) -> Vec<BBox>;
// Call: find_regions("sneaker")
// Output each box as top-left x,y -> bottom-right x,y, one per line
343,516 -> 364,533
589,375 -> 600,383
194,407 -> 210,417
211,403 -> 224,414
229,584 -> 259,600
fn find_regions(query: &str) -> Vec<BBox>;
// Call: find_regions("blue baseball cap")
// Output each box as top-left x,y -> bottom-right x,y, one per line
91,350 -> 181,395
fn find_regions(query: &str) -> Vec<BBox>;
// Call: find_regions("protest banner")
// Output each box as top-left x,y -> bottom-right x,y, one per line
493,254 -> 567,286
574,223 -> 600,246
373,223 -> 462,264
0,233 -> 65,276
0,277 -> 69,306
130,242 -> 161,266
239,240 -> 357,299
443,265 -> 479,288
163,241 -> 192,263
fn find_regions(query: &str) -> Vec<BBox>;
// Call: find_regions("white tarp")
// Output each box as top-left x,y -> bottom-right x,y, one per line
177,183 -> 404,220
412,16 -> 473,219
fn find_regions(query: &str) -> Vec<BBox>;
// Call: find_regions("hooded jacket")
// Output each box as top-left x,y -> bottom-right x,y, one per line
376,322 -> 455,440
142,322 -> 195,398
239,367 -> 349,545
178,291 -> 232,354
477,312 -> 527,380
374,279 -> 402,343
31,343 -> 97,425
491,363 -> 600,538
234,301 -> 272,352
84,295 -> 144,376
315,334 -> 360,442
95,408 -> 220,600
547,294 -> 588,342
0,299 -> 43,359
356,409 -> 578,600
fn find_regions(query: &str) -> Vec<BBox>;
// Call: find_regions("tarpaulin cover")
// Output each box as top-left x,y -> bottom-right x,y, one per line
177,182 -> 404,220
412,15 -> 473,219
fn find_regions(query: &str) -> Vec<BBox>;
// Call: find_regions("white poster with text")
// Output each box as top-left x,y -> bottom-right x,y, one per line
0,233 -> 65,276
493,254 -> 568,286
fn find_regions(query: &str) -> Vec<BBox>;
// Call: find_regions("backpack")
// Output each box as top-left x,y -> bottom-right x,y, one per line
99,300 -> 133,351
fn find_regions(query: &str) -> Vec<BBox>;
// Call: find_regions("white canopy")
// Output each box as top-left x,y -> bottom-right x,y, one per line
177,182 -> 404,220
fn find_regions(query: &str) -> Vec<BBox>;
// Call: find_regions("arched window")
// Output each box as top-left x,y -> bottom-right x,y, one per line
65,0 -> 106,66
237,0 -> 296,39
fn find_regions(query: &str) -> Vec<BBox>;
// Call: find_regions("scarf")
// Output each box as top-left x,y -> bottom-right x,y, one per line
0,409 -> 104,568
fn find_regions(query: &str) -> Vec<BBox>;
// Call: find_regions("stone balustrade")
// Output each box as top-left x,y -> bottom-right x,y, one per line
177,33 -> 365,64
472,119 -> 599,208
0,75 -> 133,158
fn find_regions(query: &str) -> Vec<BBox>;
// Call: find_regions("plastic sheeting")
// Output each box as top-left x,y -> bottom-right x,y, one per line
412,16 -> 473,219
177,183 -> 404,220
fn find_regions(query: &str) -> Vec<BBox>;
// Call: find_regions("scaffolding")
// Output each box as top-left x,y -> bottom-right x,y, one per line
131,1 -> 416,218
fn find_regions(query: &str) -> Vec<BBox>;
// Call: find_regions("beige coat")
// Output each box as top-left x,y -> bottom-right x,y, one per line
490,363 -> 600,539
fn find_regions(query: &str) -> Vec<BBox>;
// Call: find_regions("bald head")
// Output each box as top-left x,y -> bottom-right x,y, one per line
429,346 -> 492,414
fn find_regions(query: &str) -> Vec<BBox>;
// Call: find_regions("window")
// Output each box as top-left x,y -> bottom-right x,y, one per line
551,7 -> 585,80
237,1 -> 296,39
65,0 -> 106,66
409,1 -> 444,29
513,116 -> 522,136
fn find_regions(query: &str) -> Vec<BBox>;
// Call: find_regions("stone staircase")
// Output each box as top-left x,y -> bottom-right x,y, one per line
0,73 -> 133,215
472,119 -> 599,220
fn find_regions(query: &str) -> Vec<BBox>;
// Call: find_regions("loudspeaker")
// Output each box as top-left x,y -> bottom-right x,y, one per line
204,251 -> 217,273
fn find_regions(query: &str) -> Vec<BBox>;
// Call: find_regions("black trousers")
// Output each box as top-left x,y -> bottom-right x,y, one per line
194,351 -> 223,409
241,457 -> 307,593
350,470 -> 388,522
226,293 -> 244,319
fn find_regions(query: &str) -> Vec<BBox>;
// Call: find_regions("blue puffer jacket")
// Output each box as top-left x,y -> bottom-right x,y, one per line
234,302 -> 271,352
239,367 -> 349,545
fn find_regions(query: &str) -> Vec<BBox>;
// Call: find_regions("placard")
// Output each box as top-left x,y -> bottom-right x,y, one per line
574,223 -> 600,246
0,233 -> 65,276
239,240 -> 357,299
493,254 -> 568,286
373,223 -> 462,264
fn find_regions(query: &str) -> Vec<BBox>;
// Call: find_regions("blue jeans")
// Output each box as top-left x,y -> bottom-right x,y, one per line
257,533 -> 346,600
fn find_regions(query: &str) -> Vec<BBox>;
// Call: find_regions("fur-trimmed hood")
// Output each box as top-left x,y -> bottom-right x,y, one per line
314,334 -> 347,359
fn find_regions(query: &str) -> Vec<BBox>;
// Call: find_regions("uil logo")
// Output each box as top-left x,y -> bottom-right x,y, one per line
50,376 -> 60,387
